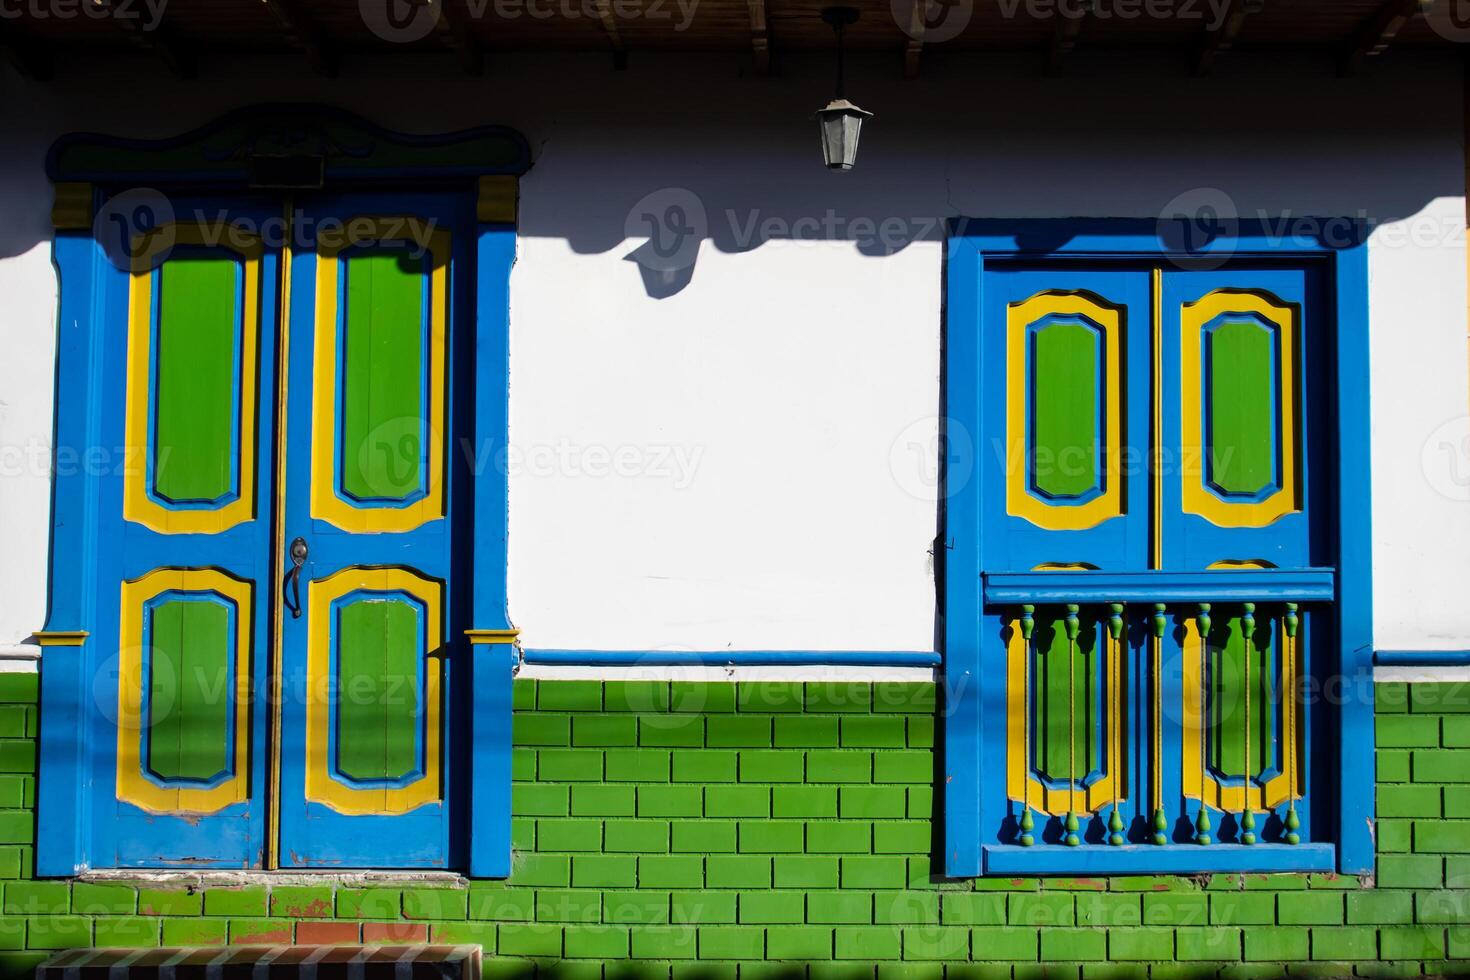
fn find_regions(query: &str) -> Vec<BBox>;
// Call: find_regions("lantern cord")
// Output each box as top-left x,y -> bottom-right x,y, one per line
834,19 -> 846,99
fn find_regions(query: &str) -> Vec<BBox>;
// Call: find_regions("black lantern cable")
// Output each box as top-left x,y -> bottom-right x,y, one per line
833,11 -> 847,101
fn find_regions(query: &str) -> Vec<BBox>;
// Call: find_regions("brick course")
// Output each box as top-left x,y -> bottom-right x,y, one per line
0,677 -> 1467,978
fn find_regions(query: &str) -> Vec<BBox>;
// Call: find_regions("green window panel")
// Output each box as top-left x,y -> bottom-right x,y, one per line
1035,612 -> 1100,782
1030,320 -> 1101,500
1207,318 -> 1277,497
1208,610 -> 1278,781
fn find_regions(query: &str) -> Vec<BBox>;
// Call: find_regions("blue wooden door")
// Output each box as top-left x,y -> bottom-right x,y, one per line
275,192 -> 473,868
95,196 -> 280,868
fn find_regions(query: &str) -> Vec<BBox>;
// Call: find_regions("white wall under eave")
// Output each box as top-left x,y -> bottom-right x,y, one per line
0,103 -> 62,652
0,51 -> 1464,656
1367,195 -> 1470,651
506,233 -> 943,652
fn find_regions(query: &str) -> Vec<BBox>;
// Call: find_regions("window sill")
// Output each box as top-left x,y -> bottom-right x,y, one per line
983,843 -> 1336,875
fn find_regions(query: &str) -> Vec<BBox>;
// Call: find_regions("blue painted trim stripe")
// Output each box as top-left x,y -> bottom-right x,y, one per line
983,569 -> 1335,603
1375,650 -> 1470,667
984,843 -> 1336,875
521,650 -> 942,667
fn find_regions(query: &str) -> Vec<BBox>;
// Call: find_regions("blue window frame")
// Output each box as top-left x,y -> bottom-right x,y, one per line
942,219 -> 1373,876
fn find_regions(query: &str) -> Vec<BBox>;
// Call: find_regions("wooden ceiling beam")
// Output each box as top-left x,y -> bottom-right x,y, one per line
1193,0 -> 1262,76
261,0 -> 337,77
1339,0 -> 1432,76
592,0 -> 628,69
433,1 -> 486,75
1045,3 -> 1089,77
748,0 -> 771,74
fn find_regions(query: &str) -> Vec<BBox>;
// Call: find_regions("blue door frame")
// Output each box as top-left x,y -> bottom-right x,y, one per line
35,106 -> 529,877
942,219 -> 1373,876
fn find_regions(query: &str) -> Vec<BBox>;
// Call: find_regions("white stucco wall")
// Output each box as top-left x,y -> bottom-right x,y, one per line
0,50 -> 1465,654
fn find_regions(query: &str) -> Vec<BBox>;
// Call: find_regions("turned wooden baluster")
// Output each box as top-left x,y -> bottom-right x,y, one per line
1064,603 -> 1081,847
1107,602 -> 1126,846
1152,602 -> 1169,846
1019,603 -> 1036,847
1284,601 -> 1301,845
1195,603 -> 1213,846
1240,601 -> 1257,845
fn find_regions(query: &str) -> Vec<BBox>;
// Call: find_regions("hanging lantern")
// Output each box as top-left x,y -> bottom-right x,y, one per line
816,98 -> 873,172
815,7 -> 872,172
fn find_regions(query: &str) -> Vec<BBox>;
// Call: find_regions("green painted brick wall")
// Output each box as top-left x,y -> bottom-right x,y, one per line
0,676 -> 1469,978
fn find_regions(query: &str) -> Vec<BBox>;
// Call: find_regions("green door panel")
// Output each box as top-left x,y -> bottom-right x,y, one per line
336,597 -> 422,783
339,250 -> 427,503
146,598 -> 233,783
153,255 -> 240,504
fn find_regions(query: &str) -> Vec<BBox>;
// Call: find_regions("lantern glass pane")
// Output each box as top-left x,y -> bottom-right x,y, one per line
819,112 -> 865,171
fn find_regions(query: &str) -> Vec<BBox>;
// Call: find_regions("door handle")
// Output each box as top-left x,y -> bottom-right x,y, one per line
287,536 -> 308,619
